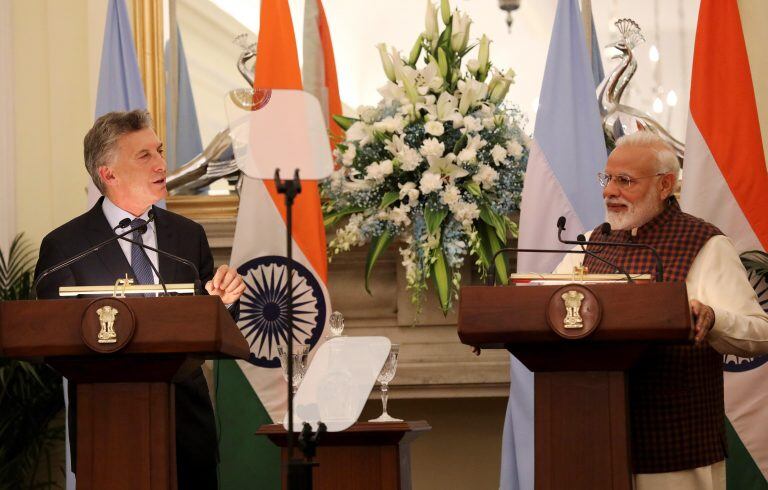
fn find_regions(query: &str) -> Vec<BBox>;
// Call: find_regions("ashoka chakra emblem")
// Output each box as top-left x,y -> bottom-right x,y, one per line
237,255 -> 326,368
723,254 -> 768,373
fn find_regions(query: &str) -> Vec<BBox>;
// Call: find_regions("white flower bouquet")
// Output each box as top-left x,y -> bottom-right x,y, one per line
323,0 -> 529,314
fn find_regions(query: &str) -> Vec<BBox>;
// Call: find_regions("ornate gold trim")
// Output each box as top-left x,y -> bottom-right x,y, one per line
129,0 -> 166,144
166,195 -> 240,221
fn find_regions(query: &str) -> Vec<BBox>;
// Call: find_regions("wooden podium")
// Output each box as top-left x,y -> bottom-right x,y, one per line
0,295 -> 249,490
257,421 -> 430,490
458,282 -> 692,490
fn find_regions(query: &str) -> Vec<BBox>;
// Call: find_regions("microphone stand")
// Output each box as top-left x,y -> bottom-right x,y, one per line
274,168 -> 321,490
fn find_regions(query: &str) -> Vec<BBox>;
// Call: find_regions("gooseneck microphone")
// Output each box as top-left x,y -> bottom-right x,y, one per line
579,221 -> 665,282
114,210 -> 168,297
32,212 -> 159,299
556,217 -> 633,283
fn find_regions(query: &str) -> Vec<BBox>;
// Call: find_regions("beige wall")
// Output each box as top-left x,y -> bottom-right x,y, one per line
12,0 -> 106,248
360,397 -> 508,490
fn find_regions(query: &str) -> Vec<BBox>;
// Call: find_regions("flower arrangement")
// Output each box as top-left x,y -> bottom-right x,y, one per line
323,0 -> 529,314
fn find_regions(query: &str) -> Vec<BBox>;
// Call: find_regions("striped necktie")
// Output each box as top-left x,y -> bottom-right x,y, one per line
130,218 -> 154,284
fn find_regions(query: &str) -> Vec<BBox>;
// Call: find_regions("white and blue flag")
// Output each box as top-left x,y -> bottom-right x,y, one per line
88,0 -> 147,206
500,1 -> 607,488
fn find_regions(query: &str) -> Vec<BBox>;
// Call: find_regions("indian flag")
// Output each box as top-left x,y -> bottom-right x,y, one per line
680,0 -> 768,487
214,0 -> 337,487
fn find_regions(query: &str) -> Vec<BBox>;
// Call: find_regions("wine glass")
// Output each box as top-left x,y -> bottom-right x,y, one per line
277,344 -> 309,394
327,311 -> 345,338
369,344 -> 403,422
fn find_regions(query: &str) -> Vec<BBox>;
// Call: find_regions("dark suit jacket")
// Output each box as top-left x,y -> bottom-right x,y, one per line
34,197 -> 226,488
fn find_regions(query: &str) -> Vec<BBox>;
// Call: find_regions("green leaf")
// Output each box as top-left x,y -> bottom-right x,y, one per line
473,222 -> 492,271
463,181 -> 482,197
452,133 -> 468,154
424,207 -> 449,236
332,114 -> 357,130
437,20 -> 452,55
364,230 -> 394,294
482,222 -> 509,285
474,221 -> 508,285
379,191 -> 400,209
431,249 -> 451,315
323,207 -> 365,228
479,205 -> 507,243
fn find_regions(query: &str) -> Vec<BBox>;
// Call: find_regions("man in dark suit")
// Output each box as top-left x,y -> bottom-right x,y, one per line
34,109 -> 245,489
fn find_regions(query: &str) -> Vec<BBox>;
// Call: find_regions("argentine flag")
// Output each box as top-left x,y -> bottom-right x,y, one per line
500,0 -> 607,488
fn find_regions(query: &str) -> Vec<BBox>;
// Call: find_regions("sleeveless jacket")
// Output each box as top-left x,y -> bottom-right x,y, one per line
583,198 -> 726,473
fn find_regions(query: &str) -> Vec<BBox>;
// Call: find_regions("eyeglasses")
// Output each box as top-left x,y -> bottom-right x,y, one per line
597,172 -> 667,189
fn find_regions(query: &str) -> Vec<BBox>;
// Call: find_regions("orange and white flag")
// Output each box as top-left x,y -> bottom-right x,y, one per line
681,0 -> 768,485
227,0 -> 331,423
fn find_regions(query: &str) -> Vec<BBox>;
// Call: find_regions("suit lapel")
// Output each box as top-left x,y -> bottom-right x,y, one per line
85,197 -> 135,281
154,206 -> 180,283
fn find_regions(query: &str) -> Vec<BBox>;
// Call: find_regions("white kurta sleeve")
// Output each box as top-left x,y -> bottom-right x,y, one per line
686,235 -> 768,356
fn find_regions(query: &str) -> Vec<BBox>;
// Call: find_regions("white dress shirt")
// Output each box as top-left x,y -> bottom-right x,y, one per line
101,197 -> 159,284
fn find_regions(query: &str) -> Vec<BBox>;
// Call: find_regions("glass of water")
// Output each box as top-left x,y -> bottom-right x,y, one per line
327,311 -> 345,337
369,344 -> 403,422
277,344 -> 309,394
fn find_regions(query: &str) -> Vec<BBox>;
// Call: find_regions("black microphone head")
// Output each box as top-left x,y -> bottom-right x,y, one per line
576,234 -> 587,242
115,218 -> 132,230
557,216 -> 566,230
600,222 -> 612,235
147,209 -> 155,221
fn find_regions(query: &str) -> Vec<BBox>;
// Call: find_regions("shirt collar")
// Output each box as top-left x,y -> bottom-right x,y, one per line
101,197 -> 154,233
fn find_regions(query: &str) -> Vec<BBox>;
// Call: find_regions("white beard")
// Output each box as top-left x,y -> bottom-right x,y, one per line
605,187 -> 664,230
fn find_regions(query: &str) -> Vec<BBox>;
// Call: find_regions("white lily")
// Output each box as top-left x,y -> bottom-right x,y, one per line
346,121 -> 374,145
450,11 -> 471,53
427,153 -> 469,181
424,1 -> 439,43
436,92 -> 459,121
377,43 -> 396,82
458,78 -> 488,115
392,49 -> 423,105
488,68 -> 516,104
466,59 -> 480,76
418,60 -> 444,93
477,35 -> 490,80
377,81 -> 406,104
440,0 -> 451,25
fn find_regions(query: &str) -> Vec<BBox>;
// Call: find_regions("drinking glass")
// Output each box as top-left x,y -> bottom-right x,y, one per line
369,344 -> 403,422
277,344 -> 309,394
327,311 -> 345,337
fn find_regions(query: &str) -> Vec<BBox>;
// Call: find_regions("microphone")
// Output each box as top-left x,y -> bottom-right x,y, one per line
114,211 -> 168,297
116,235 -> 202,296
583,222 -> 665,282
113,217 -> 131,231
557,216 -> 633,282
33,213 -> 158,299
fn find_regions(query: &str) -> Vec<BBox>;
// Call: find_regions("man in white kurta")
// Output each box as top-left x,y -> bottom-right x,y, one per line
555,131 -> 768,490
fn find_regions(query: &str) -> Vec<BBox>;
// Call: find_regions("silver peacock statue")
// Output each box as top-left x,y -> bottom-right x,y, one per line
597,18 -> 685,162
165,34 -> 257,194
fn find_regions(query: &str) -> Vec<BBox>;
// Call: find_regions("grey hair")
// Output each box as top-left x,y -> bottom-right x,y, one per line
83,110 -> 154,194
614,131 -> 680,180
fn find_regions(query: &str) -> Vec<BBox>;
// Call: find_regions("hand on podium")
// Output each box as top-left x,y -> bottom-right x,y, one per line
690,299 -> 715,345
